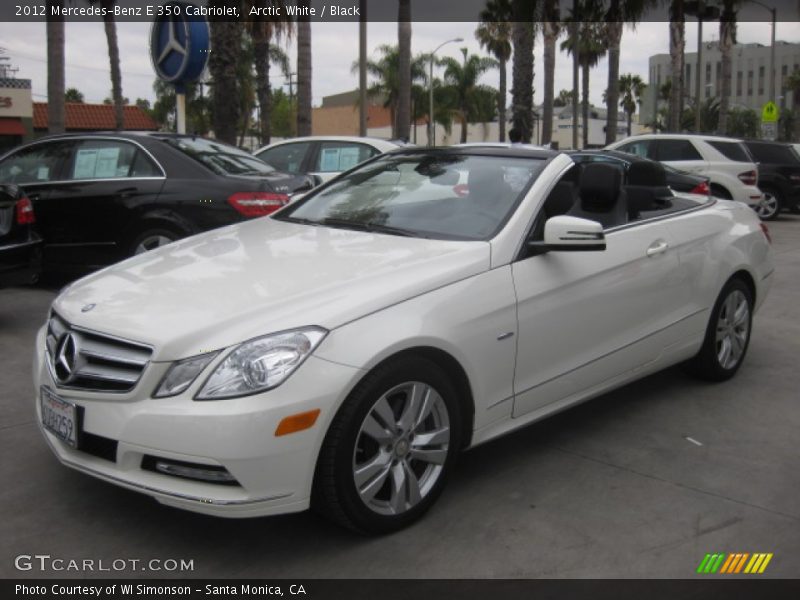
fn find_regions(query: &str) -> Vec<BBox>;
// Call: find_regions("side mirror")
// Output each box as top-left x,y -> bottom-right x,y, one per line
528,215 -> 606,253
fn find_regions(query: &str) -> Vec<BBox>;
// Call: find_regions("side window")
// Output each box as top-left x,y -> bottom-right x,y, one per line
654,139 -> 702,161
707,141 -> 752,162
256,143 -> 311,174
616,140 -> 651,159
315,142 -> 379,173
68,140 -> 138,180
0,142 -> 70,184
130,150 -> 162,177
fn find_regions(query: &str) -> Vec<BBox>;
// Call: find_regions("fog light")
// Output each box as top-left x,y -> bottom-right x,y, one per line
142,455 -> 238,485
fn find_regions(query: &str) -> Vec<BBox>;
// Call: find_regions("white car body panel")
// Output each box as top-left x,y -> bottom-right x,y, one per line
33,150 -> 774,518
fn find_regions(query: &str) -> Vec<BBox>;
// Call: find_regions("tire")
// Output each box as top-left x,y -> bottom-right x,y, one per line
129,225 -> 182,256
685,278 -> 753,382
710,184 -> 732,201
755,188 -> 781,221
313,355 -> 462,534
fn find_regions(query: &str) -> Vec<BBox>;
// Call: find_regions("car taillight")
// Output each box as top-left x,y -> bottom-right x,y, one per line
760,223 -> 772,244
738,170 -> 757,186
227,192 -> 289,217
15,197 -> 35,225
690,181 -> 710,196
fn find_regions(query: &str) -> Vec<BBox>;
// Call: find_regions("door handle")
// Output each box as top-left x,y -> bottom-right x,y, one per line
646,240 -> 670,257
116,187 -> 138,199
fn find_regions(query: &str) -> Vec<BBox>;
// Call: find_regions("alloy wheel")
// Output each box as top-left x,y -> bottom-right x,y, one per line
715,289 -> 750,370
135,234 -> 174,254
756,193 -> 779,220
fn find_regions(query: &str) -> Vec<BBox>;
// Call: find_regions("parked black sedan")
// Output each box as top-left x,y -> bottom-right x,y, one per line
0,183 -> 42,287
742,139 -> 800,219
0,133 -> 315,273
569,149 -> 710,196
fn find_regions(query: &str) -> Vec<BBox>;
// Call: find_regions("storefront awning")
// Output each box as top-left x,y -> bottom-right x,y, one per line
0,118 -> 26,135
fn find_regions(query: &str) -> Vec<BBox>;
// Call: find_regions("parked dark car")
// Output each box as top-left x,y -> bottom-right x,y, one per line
0,133 -> 315,273
569,149 -> 711,195
0,183 -> 42,287
742,139 -> 800,220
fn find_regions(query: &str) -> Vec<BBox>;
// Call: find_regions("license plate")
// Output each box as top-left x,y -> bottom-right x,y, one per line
40,387 -> 78,447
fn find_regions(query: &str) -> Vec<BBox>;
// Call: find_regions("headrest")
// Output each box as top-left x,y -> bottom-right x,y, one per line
579,163 -> 622,209
544,182 -> 576,217
627,160 -> 667,187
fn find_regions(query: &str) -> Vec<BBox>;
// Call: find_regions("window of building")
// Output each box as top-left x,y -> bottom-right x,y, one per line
736,71 -> 743,97
747,70 -> 753,96
758,65 -> 765,96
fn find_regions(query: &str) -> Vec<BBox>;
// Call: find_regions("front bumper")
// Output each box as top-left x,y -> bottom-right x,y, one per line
33,326 -> 362,517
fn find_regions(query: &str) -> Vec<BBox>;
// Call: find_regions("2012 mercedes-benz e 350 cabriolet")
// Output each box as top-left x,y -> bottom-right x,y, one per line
34,147 -> 773,533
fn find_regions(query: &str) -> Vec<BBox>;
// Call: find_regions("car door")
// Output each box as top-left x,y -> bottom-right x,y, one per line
309,142 -> 382,182
255,142 -> 313,177
652,138 -> 707,175
37,138 -> 166,268
511,187 -> 684,418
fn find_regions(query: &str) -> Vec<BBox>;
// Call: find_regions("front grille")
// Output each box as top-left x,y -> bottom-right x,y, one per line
45,312 -> 152,393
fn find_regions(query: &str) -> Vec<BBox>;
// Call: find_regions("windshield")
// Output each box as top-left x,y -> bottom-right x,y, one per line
162,137 -> 277,176
277,152 -> 546,240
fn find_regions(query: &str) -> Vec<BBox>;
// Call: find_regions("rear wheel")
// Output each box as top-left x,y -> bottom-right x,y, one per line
685,278 -> 753,381
755,189 -> 781,221
130,225 -> 182,256
710,184 -> 732,200
313,356 -> 461,534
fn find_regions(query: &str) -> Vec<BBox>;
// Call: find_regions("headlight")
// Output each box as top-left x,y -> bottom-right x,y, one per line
154,352 -> 219,398
196,327 -> 327,400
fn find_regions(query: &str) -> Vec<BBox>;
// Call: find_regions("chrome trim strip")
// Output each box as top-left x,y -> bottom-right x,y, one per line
604,199 -> 717,234
514,307 -> 708,398
0,238 -> 42,251
79,348 -> 148,367
23,177 -> 166,186
40,430 -> 293,507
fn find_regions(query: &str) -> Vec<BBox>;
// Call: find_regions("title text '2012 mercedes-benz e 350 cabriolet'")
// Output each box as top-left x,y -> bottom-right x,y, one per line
34,147 -> 773,534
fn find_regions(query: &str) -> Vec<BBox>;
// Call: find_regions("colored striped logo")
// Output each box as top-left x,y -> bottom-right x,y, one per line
696,553 -> 773,574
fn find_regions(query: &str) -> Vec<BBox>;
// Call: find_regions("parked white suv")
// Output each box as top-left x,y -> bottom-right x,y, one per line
606,134 -> 765,214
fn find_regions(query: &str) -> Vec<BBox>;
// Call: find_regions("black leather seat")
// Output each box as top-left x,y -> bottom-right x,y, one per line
625,160 -> 671,220
567,163 -> 627,229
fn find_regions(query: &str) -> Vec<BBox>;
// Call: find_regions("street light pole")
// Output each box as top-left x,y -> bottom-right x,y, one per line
428,37 -> 462,147
694,4 -> 704,133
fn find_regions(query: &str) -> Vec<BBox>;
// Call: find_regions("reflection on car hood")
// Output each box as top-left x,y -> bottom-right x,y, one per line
53,217 -> 490,360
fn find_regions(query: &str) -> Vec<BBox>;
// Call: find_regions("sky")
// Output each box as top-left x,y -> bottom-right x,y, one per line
0,19 -> 797,110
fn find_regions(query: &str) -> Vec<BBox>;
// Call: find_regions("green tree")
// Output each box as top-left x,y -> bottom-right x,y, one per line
726,107 -> 759,138
553,88 -> 574,107
64,87 -> 84,103
396,0 -> 412,141
668,0 -> 686,132
561,0 -> 606,147
510,0 -> 536,142
355,44 -> 427,139
439,48 -> 498,143
296,3 -> 312,137
270,88 -> 295,138
208,3 -> 242,144
603,0 -> 651,145
152,79 -> 210,134
46,0 -> 65,134
618,73 -> 646,136
475,0 -> 512,142
718,0 -> 741,135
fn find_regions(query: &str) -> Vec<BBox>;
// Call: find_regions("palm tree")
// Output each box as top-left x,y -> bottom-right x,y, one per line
475,0 -> 512,142
510,0 -> 536,142
46,0 -> 65,134
397,1 -> 412,141
354,45 -> 427,139
668,0 -> 686,132
618,73 -> 646,136
541,0 -> 560,145
603,0 -> 650,145
553,88 -> 574,107
246,1 -> 293,145
86,1 -> 124,130
208,6 -> 242,144
561,1 -> 606,148
296,9 -> 312,136
439,48 -> 499,143
718,0 -> 740,135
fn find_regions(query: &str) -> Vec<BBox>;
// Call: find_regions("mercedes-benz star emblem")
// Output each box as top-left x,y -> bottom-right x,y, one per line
157,17 -> 188,67
54,333 -> 79,384
81,303 -> 96,313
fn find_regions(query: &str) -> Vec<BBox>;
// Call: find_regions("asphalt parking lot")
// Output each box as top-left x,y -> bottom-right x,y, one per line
1,216 -> 799,580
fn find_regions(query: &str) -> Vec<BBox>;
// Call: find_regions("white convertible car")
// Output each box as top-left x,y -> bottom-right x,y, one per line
34,147 -> 773,533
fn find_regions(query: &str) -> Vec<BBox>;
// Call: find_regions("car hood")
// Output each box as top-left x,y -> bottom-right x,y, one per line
53,218 -> 490,360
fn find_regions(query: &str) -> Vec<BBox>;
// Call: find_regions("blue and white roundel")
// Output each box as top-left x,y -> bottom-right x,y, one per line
149,1 -> 210,84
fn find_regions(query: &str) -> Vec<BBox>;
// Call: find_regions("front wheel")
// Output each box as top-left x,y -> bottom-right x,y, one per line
129,226 -> 182,256
685,278 -> 753,381
755,189 -> 781,221
313,356 -> 462,534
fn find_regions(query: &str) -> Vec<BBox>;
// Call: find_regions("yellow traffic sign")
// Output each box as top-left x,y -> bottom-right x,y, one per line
761,101 -> 779,123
